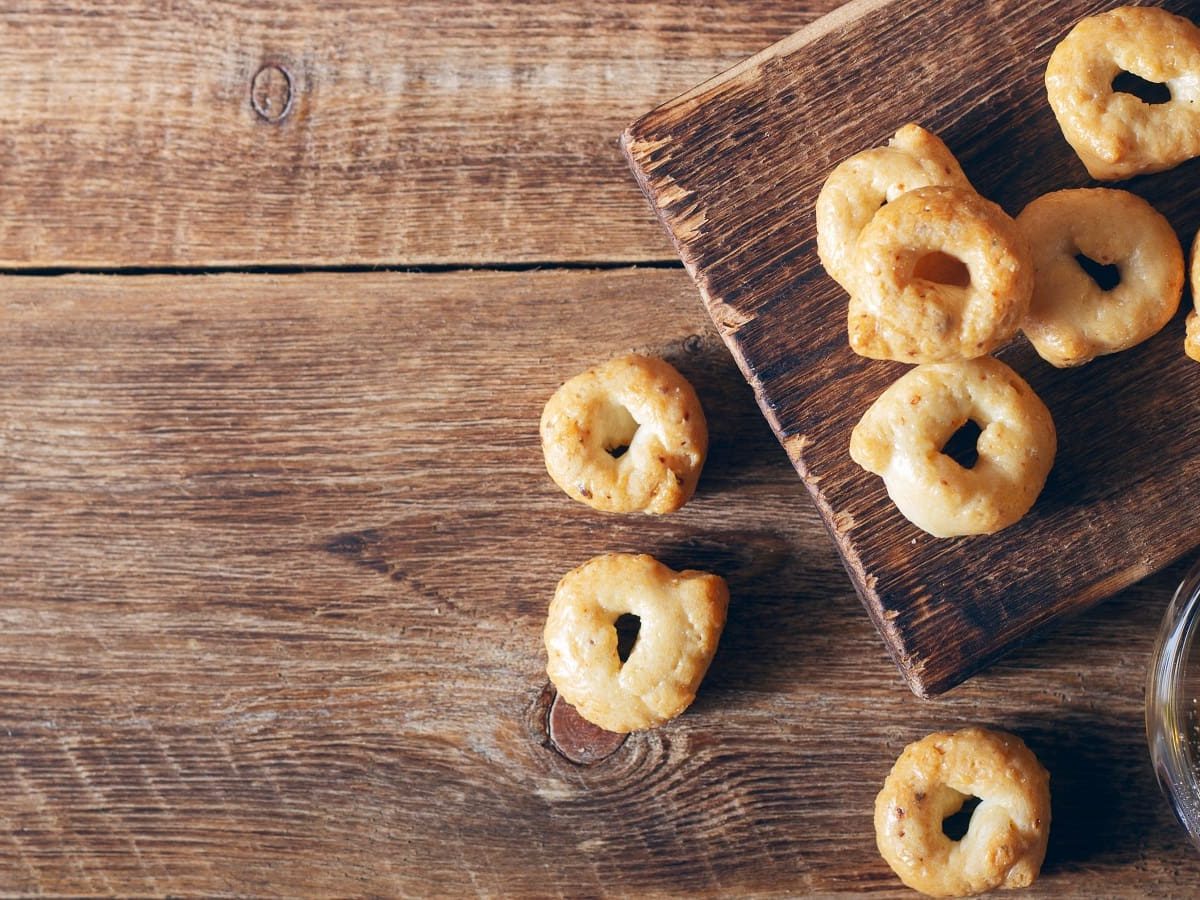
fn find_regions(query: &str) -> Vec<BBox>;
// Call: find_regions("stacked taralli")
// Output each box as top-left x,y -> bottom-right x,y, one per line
816,124 -> 973,293
822,5 -> 1200,540
818,125 -> 1056,538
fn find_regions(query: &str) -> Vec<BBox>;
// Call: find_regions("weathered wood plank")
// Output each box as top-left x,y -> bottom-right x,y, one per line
0,0 -> 839,268
0,269 -> 1195,895
624,0 -> 1200,694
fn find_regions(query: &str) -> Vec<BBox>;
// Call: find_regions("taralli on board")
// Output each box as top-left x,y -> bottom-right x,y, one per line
543,553 -> 729,733
849,357 -> 1056,538
1187,231 -> 1200,363
540,354 -> 707,514
849,186 -> 1033,363
816,123 -> 972,291
1046,6 -> 1200,180
875,727 -> 1051,897
1017,188 -> 1183,367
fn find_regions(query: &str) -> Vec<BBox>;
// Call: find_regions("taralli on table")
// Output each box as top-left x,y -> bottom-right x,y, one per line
816,123 -> 972,292
875,727 -> 1051,898
1187,231 -> 1200,364
1046,5 -> 1200,180
849,186 -> 1033,363
849,357 -> 1056,538
1017,188 -> 1183,367
540,354 -> 707,514
543,553 -> 729,734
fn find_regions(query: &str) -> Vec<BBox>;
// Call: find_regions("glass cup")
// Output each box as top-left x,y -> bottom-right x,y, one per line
1147,556 -> 1200,851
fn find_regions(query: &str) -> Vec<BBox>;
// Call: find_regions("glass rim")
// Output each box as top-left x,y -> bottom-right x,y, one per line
1147,554 -> 1200,851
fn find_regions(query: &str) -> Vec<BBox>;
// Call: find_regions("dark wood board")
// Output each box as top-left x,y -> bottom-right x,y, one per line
624,0 -> 1200,695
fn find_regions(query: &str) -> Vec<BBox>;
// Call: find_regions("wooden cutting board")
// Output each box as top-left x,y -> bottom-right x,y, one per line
623,0 -> 1200,695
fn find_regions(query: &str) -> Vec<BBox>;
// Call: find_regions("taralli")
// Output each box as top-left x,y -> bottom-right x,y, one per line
1017,188 -> 1183,367
875,727 -> 1051,898
543,553 -> 729,733
816,123 -> 972,291
1187,231 -> 1200,363
1046,6 -> 1200,180
849,186 -> 1033,363
540,354 -> 707,514
849,357 -> 1056,538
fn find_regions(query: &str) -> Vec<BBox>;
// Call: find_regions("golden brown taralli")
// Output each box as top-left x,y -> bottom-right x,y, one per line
543,553 -> 729,733
1017,188 -> 1183,367
849,186 -> 1033,363
875,727 -> 1051,897
1046,6 -> 1200,180
850,358 -> 1056,538
540,354 -> 707,514
816,123 -> 972,292
1187,231 -> 1200,364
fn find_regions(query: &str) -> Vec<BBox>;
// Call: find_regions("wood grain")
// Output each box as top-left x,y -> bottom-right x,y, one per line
2,269 -> 1198,895
0,0 -> 840,268
624,0 -> 1200,694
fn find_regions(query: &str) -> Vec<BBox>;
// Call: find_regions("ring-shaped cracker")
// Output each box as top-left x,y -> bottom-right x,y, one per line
1186,230 -> 1200,363
543,553 -> 729,733
1017,188 -> 1182,367
1046,6 -> 1200,180
849,357 -> 1056,538
816,123 -> 972,291
849,186 -> 1034,363
875,727 -> 1051,898
540,354 -> 707,514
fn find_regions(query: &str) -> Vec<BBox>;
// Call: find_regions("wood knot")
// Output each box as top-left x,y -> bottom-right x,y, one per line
546,691 -> 626,765
251,63 -> 293,123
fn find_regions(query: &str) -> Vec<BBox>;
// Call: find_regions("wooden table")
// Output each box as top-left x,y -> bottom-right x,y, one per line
2,2 -> 1197,895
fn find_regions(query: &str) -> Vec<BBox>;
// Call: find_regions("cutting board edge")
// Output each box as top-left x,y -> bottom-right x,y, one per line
871,534 -> 1199,697
775,432 -> 935,695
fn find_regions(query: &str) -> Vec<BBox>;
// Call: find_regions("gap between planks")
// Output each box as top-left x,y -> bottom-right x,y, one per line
0,260 -> 686,278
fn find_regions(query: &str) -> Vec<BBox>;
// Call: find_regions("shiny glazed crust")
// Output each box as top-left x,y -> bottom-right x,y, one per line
849,358 -> 1056,538
1017,188 -> 1183,367
875,727 -> 1051,898
849,186 -> 1033,363
1046,6 -> 1200,180
816,123 -> 972,291
543,553 -> 729,733
540,354 -> 707,514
